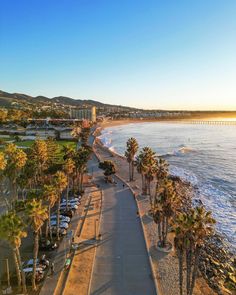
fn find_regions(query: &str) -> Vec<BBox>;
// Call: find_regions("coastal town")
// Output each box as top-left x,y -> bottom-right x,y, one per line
0,95 -> 235,295
1,1 -> 236,294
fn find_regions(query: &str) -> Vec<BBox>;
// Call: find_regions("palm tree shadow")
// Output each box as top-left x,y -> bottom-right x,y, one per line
141,214 -> 153,225
90,280 -> 113,295
149,245 -> 169,261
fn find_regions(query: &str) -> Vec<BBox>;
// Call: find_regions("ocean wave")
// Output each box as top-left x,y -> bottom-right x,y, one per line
170,166 -> 199,185
161,146 -> 197,157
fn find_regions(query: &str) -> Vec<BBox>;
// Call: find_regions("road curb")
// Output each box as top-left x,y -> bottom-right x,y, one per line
87,189 -> 103,295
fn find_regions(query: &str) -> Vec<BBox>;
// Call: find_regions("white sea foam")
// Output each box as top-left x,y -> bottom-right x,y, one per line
100,123 -> 236,251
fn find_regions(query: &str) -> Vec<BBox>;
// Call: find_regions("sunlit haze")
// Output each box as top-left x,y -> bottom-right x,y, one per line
0,0 -> 236,110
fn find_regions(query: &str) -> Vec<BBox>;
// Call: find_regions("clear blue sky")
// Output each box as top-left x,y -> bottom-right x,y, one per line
1,0 -> 236,110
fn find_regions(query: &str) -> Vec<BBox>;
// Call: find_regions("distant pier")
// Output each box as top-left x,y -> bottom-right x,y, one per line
163,120 -> 236,126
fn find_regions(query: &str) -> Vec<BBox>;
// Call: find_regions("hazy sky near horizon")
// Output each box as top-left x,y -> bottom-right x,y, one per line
1,0 -> 236,110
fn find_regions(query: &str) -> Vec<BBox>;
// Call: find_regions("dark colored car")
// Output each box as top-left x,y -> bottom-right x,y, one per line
39,239 -> 58,251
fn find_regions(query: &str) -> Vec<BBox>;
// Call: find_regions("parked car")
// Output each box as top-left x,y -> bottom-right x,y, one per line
60,203 -> 78,211
69,199 -> 80,206
23,268 -> 44,283
50,214 -> 71,223
51,227 -> 67,236
50,220 -> 69,229
23,258 -> 49,270
60,209 -> 74,218
39,239 -> 58,251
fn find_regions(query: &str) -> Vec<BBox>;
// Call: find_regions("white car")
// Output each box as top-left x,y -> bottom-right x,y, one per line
23,258 -> 49,270
51,214 -> 71,223
50,220 -> 69,229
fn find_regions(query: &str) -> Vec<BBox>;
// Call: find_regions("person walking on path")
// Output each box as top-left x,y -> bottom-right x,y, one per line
50,262 -> 55,275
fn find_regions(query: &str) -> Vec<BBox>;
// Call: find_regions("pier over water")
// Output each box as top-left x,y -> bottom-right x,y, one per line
166,120 -> 236,126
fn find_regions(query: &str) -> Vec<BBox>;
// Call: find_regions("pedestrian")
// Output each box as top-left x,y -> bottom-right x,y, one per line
50,262 -> 55,275
136,211 -> 139,218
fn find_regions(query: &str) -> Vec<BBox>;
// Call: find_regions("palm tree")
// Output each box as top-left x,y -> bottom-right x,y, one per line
0,151 -> 7,171
53,171 -> 67,240
99,160 -> 117,183
0,212 -> 27,294
173,207 -> 216,295
30,140 -> 48,183
125,137 -> 139,181
43,185 -> 58,240
4,143 -> 27,201
63,158 -> 75,211
73,146 -> 92,193
25,198 -> 48,290
153,177 -> 178,248
136,147 -> 156,195
71,125 -> 81,140
0,152 -> 7,205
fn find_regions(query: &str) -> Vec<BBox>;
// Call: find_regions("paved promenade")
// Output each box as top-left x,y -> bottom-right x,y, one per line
89,158 -> 156,295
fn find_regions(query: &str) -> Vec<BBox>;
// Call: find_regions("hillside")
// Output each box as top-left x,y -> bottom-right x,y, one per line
0,90 -> 137,110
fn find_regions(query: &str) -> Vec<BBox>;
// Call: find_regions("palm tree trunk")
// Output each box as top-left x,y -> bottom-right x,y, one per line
189,246 -> 200,295
48,205 -> 52,241
128,162 -> 131,181
131,161 -> 134,181
141,174 -> 145,193
177,248 -> 184,295
66,176 -> 69,211
13,248 -> 22,288
45,219 -> 49,239
32,231 -> 39,291
57,198 -> 60,241
157,222 -> 162,242
164,217 -> 169,245
80,172 -> 84,192
161,218 -> 166,247
16,247 -> 27,294
186,243 -> 193,295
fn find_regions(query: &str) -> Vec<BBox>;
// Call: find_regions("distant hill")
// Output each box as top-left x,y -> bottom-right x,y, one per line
0,90 -> 137,110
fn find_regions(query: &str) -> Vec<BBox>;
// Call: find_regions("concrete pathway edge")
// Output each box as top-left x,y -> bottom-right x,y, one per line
87,190 -> 103,295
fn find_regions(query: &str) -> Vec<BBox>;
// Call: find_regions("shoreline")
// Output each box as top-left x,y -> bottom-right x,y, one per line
93,126 -> 235,295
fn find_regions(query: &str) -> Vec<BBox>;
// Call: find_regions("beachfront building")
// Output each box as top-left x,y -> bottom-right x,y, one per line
70,106 -> 96,122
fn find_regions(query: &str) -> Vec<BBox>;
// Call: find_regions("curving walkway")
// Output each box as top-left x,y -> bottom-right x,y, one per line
89,157 -> 156,295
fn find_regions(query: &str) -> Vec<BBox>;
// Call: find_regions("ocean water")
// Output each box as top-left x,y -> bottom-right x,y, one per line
99,122 -> 236,251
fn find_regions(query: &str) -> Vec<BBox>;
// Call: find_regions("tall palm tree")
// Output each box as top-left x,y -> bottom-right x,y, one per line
0,212 -> 27,294
53,171 -> 67,240
63,158 -> 75,210
153,177 -> 178,247
73,146 -> 92,193
43,185 -> 58,240
136,147 -> 156,195
30,140 -> 48,183
0,152 -> 7,205
125,137 -> 139,181
25,198 -> 48,290
71,125 -> 81,140
173,207 -> 215,295
4,143 -> 27,201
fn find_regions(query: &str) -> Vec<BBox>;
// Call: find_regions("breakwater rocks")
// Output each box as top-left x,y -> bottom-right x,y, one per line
170,176 -> 235,294
199,234 -> 236,294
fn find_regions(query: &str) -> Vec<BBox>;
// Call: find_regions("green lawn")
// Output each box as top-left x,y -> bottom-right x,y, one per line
0,139 -> 77,151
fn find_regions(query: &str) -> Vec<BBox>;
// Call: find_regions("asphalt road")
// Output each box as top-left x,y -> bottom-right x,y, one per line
88,155 -> 156,295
